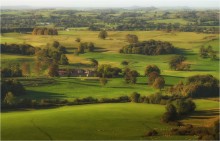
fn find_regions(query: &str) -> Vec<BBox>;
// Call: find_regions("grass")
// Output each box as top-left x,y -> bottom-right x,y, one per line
1,103 -> 197,140
21,77 -> 157,100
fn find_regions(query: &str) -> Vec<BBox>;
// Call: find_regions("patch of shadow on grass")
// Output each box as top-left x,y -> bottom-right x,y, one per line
181,109 -> 219,120
175,48 -> 196,56
94,47 -> 109,52
58,79 -> 100,87
26,90 -> 67,99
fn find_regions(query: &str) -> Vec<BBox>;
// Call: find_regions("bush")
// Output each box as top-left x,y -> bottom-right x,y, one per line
161,103 -> 177,123
1,79 -> 26,100
99,77 -> 108,86
130,92 -> 140,103
146,129 -> 158,136
145,65 -> 161,76
148,93 -> 162,104
175,99 -> 196,115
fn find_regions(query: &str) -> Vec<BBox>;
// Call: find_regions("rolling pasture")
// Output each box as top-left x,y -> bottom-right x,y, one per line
1,30 -> 219,140
2,100 -> 218,140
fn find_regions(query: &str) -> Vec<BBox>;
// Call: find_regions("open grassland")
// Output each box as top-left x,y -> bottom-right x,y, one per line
1,103 -> 197,140
17,75 -> 183,100
2,100 -> 218,140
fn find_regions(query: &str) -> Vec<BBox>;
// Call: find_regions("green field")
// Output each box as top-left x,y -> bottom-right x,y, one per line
0,103 -> 193,140
2,100 -> 218,140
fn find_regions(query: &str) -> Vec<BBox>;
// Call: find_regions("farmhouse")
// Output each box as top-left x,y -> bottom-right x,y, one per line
58,69 -> 95,77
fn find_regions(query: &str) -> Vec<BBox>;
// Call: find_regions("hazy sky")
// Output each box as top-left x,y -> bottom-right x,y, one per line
1,0 -> 219,8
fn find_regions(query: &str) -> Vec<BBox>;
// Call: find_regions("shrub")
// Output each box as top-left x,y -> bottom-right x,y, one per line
145,65 -> 161,76
153,77 -> 165,90
99,77 -> 108,86
148,71 -> 159,85
161,103 -> 177,123
146,129 -> 158,136
130,92 -> 140,103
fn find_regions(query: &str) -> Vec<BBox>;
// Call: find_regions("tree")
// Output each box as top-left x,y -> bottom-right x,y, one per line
78,43 -> 85,53
169,55 -> 189,70
90,59 -> 99,69
98,30 -> 108,39
34,61 -> 41,76
121,60 -> 129,66
59,54 -> 69,65
124,68 -> 139,84
130,92 -> 140,103
75,38 -> 81,43
87,42 -> 95,52
153,77 -> 165,90
48,63 -> 59,77
161,103 -> 177,123
52,41 -> 60,48
148,71 -> 159,85
145,65 -> 161,76
3,92 -> 16,106
22,62 -> 31,77
1,79 -> 26,100
99,77 -> 108,86
126,34 -> 138,44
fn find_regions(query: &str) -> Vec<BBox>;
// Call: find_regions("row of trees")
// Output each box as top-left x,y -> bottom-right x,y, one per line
77,42 -> 95,53
145,65 -> 165,90
1,43 -> 37,55
32,28 -> 58,35
120,40 -> 175,55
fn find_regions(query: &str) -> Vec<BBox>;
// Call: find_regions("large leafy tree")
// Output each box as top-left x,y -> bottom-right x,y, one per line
98,30 -> 108,39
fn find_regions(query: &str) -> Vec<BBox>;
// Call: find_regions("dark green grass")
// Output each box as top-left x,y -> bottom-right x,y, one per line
0,103 -> 197,140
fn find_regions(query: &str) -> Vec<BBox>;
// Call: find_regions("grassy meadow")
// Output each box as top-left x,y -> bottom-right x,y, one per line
2,100 -> 219,140
1,30 -> 219,140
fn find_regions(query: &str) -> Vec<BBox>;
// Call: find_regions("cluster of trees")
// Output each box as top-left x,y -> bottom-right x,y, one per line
161,99 -> 196,123
32,27 -> 58,35
96,64 -> 122,78
1,43 -> 37,55
120,40 -> 175,55
169,55 -> 190,71
1,64 -> 22,77
200,45 -> 218,60
124,68 -> 139,84
36,41 -> 68,65
77,42 -> 95,53
1,79 -> 26,105
1,9 -> 219,34
145,65 -> 165,90
1,28 -> 33,33
168,75 -> 219,98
